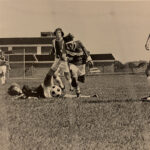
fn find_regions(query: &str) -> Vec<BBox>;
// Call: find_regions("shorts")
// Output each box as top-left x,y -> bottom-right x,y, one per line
0,65 -> 6,75
69,63 -> 86,78
51,58 -> 70,73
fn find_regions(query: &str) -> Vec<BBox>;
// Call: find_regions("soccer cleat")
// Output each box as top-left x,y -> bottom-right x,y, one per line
92,94 -> 99,98
76,88 -> 81,97
141,96 -> 150,101
76,92 -> 81,97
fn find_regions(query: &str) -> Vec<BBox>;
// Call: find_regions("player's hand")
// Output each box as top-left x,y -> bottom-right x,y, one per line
87,60 -> 94,68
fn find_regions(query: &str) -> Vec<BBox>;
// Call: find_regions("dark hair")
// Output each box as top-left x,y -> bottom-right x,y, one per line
54,28 -> 64,37
63,33 -> 74,43
8,83 -> 21,96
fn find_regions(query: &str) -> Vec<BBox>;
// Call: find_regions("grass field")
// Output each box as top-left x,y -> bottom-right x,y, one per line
1,74 -> 150,150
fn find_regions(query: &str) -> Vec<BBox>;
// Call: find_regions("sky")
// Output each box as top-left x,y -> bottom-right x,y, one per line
0,0 -> 150,63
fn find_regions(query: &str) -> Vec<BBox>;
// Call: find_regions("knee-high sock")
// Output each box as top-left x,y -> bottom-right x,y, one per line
44,69 -> 55,87
71,77 -> 80,93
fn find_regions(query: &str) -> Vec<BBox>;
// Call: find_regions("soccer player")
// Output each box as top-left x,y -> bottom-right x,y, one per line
44,28 -> 72,91
8,77 -> 54,99
0,49 -> 8,85
142,34 -> 150,100
8,82 -> 98,99
63,33 -> 94,97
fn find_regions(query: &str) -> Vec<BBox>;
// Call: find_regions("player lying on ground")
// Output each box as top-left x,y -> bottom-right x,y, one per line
8,82 -> 98,99
8,78 -> 55,99
63,33 -> 94,97
48,28 -> 73,92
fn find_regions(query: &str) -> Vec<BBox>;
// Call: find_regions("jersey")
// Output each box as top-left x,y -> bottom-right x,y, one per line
52,39 -> 66,59
66,40 -> 89,65
22,84 -> 45,98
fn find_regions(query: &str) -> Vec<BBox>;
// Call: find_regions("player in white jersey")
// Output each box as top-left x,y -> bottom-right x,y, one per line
63,33 -> 94,97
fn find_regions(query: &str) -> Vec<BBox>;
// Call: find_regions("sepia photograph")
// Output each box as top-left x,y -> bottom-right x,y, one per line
0,0 -> 150,149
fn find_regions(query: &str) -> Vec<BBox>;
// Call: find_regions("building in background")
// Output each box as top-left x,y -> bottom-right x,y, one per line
91,54 -> 115,72
0,33 -> 115,75
0,37 -> 54,54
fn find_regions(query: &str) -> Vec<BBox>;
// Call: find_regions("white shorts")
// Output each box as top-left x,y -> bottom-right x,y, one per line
69,64 -> 86,78
0,65 -> 6,75
51,58 -> 70,73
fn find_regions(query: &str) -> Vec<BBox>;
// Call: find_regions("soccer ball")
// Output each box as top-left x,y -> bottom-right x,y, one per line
50,85 -> 62,97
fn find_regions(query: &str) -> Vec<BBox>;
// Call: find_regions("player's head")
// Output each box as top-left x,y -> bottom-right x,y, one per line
54,28 -> 64,38
64,33 -> 76,51
8,83 -> 22,96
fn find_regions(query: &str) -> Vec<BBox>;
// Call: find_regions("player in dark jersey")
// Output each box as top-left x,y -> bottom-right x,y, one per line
64,33 -> 94,97
52,28 -> 72,91
8,82 -> 98,99
8,82 -> 53,99
44,28 -> 72,92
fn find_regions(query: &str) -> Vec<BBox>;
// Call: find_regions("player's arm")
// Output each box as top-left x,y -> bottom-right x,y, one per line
52,39 -> 56,56
78,40 -> 89,57
145,34 -> 150,50
78,41 -> 94,67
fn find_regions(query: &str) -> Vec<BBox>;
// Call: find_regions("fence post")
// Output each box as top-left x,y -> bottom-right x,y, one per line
23,48 -> 25,79
8,54 -> 10,79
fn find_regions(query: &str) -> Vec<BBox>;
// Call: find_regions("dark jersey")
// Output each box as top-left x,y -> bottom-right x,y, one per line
53,39 -> 66,59
66,40 -> 89,65
22,84 -> 45,98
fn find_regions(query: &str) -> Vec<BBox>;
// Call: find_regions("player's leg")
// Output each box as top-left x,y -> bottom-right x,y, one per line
69,64 -> 81,97
53,67 -> 65,90
44,59 -> 61,87
44,68 -> 55,87
77,64 -> 86,83
1,74 -> 5,85
62,61 -> 73,91
64,72 -> 73,91
0,66 -> 6,85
